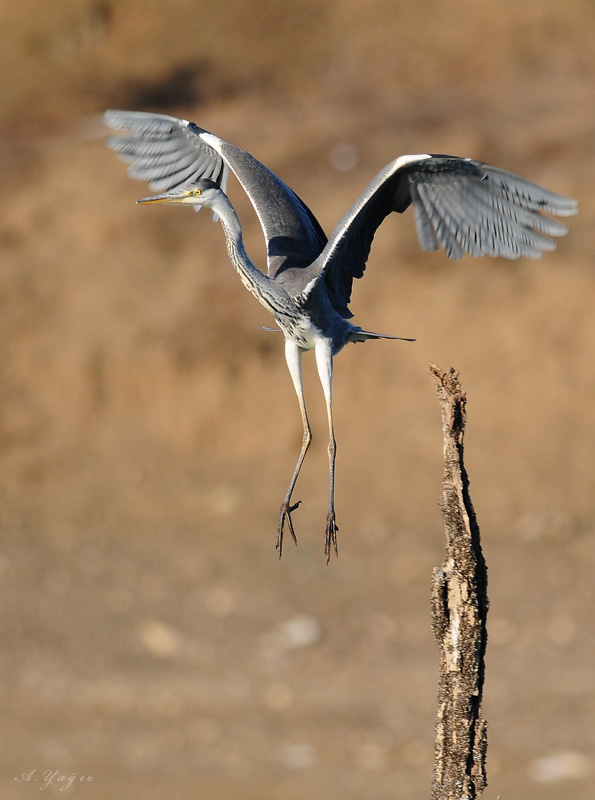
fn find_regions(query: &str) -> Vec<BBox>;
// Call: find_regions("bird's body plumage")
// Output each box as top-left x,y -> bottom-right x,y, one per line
104,109 -> 577,560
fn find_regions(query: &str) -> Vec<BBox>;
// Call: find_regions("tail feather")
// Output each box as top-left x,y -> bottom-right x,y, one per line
348,328 -> 416,343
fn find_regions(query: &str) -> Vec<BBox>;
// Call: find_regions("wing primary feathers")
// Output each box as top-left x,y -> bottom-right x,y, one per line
409,181 -> 440,252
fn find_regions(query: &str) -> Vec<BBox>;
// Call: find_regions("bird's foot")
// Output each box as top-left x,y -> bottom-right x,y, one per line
276,500 -> 301,558
324,512 -> 339,563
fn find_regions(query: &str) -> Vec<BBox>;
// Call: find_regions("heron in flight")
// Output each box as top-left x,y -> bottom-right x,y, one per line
104,110 -> 577,561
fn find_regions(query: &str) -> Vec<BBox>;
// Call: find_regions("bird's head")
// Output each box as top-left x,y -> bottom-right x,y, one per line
137,179 -> 221,209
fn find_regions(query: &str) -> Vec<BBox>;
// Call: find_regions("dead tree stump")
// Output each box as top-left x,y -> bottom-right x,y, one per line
428,364 -> 489,800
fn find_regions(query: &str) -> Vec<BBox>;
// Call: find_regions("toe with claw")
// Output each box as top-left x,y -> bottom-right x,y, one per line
324,512 -> 339,563
276,500 -> 301,558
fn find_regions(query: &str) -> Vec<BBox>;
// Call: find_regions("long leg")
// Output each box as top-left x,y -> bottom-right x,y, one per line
315,338 -> 339,562
277,339 -> 312,557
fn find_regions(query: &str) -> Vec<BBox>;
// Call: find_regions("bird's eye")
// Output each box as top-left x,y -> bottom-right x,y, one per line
193,188 -> 202,196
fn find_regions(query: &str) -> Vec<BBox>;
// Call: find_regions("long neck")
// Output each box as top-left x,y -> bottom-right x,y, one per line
213,193 -> 273,304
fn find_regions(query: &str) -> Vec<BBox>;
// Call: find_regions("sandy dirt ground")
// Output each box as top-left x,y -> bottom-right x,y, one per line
1,2 -> 594,798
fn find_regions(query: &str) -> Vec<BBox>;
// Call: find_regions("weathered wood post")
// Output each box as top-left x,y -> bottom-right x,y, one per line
429,364 -> 489,800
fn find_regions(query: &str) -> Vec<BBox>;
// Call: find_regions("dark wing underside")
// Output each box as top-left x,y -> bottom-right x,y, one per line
104,110 -> 327,276
302,155 -> 577,318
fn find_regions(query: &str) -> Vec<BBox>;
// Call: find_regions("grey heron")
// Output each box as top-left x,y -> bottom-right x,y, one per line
104,109 -> 577,561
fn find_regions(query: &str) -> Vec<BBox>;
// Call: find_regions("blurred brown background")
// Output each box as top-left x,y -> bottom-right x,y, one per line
1,1 -> 593,798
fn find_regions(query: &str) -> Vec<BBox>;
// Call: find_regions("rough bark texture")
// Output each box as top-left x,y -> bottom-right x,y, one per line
429,364 -> 489,800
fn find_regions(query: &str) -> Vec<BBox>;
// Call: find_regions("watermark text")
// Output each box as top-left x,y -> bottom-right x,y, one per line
15,770 -> 94,791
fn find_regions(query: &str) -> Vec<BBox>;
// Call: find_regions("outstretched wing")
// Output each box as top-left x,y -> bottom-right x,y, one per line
104,110 -> 327,276
305,154 -> 577,317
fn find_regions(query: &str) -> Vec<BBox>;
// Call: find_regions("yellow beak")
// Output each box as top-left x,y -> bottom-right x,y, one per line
137,190 -> 191,205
